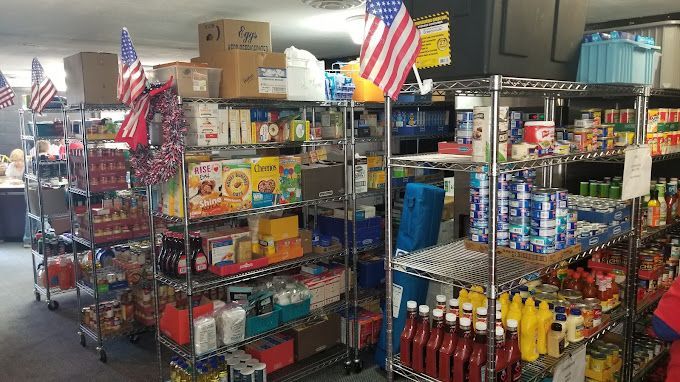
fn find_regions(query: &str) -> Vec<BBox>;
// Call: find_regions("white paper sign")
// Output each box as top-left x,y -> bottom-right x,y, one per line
622,145 -> 652,200
552,344 -> 586,382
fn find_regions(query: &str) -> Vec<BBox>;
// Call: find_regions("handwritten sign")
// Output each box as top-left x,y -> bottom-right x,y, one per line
622,145 -> 652,200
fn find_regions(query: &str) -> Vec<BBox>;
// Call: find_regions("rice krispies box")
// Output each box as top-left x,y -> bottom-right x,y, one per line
188,161 -> 225,218
222,159 -> 253,212
279,155 -> 301,204
250,157 -> 281,208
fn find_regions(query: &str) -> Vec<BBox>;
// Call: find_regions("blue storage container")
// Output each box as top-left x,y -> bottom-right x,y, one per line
317,215 -> 383,246
358,257 -> 384,288
577,39 -> 660,84
245,308 -> 281,337
276,297 -> 311,323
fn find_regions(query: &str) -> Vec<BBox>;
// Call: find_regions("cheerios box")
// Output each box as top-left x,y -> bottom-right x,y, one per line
187,161 -> 225,218
250,157 -> 280,208
222,159 -> 252,212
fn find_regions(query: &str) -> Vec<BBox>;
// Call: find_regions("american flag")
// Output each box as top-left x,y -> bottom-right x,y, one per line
29,58 -> 57,113
359,0 -> 421,100
116,91 -> 151,148
0,70 -> 15,109
118,27 -> 146,106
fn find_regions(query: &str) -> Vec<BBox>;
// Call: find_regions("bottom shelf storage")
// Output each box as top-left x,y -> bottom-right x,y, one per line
269,344 -> 348,382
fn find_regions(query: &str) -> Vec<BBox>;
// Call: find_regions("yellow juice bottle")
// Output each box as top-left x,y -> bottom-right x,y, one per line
458,289 -> 469,307
537,301 -> 554,355
507,294 -> 523,335
520,297 -> 539,362
499,293 -> 510,328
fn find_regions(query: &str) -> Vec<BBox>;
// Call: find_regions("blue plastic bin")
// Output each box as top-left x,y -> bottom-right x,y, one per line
358,257 -> 384,288
577,39 -> 660,84
276,297 -> 311,323
245,308 -> 281,337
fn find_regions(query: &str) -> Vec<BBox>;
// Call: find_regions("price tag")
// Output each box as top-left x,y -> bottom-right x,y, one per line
622,145 -> 652,200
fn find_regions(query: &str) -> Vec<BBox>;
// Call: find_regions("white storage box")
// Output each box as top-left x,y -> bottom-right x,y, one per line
285,47 -> 326,101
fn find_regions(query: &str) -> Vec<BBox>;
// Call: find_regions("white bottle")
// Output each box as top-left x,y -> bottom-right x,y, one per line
566,308 -> 584,343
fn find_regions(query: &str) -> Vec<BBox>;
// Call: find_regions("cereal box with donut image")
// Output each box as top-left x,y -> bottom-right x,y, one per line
188,161 -> 225,218
222,159 -> 253,212
250,156 -> 281,208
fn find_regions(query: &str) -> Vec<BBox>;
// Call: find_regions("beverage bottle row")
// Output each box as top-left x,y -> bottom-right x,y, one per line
157,232 -> 209,277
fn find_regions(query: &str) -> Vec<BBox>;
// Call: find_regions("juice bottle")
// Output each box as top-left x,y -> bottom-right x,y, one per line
467,321 -> 488,382
499,293 -> 510,328
505,319 -> 522,382
536,301 -> 553,355
411,305 -> 431,373
507,294 -> 523,335
565,272 -> 581,291
436,295 -> 448,311
399,301 -> 418,367
425,309 -> 445,377
448,298 -> 460,317
438,313 -> 458,382
543,271 -> 560,287
495,327 -> 509,382
648,189 -> 661,228
462,302 -> 474,323
520,297 -> 539,362
452,317 -> 474,382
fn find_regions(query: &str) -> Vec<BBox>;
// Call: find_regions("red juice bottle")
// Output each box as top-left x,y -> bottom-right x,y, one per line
452,317 -> 474,382
411,305 -> 430,373
399,301 -> 418,367
505,319 -> 522,382
468,321 -> 488,382
425,308 -> 445,377
438,313 -> 458,382
495,327 -> 509,382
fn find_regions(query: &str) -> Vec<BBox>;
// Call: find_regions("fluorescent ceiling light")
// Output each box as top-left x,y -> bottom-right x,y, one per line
346,15 -> 365,45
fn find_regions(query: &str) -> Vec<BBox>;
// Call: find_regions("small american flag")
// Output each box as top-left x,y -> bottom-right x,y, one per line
359,0 -> 421,100
0,70 -> 15,109
29,58 -> 57,113
115,77 -> 174,149
118,27 -> 146,106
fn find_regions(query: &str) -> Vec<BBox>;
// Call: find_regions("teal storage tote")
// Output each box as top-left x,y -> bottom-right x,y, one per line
276,297 -> 311,323
245,308 -> 281,337
577,39 -> 660,84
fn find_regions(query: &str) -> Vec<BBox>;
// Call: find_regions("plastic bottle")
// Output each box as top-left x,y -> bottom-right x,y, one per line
411,305 -> 431,372
436,295 -> 448,311
476,307 -> 488,326
667,191 -> 676,225
536,301 -> 553,355
566,308 -> 584,343
543,271 -> 561,287
495,306 -> 503,331
425,309 -> 445,378
507,294 -> 523,335
518,285 -> 530,301
505,319 -> 522,382
520,297 -> 539,362
554,313 -> 569,346
547,322 -> 566,358
495,327 -> 509,382
462,302 -> 474,323
190,233 -> 209,274
452,317 -> 474,382
58,256 -> 73,290
399,301 -> 418,367
566,272 -> 581,291
448,298 -> 460,317
658,184 -> 668,226
609,274 -> 620,308
648,189 -> 661,228
458,289 -> 469,307
582,276 -> 598,298
438,313 -> 458,382
499,293 -> 510,328
467,321 -> 488,382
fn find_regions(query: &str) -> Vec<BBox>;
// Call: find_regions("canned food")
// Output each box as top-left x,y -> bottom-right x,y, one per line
456,137 -> 473,144
530,243 -> 555,254
469,227 -> 489,236
510,241 -> 530,250
509,224 -> 531,235
510,181 -> 532,193
470,203 -> 489,212
497,231 -> 510,240
471,172 -> 488,180
554,241 -> 566,250
532,188 -> 557,202
531,227 -> 557,237
497,190 -> 510,199
531,201 -> 557,211
458,111 -> 474,122
558,289 -> 583,303
534,292 -> 556,304
511,191 -> 532,200
509,199 -> 531,208
536,284 -> 559,295
498,214 -> 510,223
531,210 -> 556,220
497,239 -> 509,246
469,195 -> 489,204
470,179 -> 489,188
470,219 -> 489,229
470,187 -> 490,197
497,221 -> 510,231
471,211 -> 488,220
497,205 -> 509,215
530,236 -> 555,246
510,207 -> 531,217
583,297 -> 602,328
470,234 -> 488,242
531,219 -> 557,228
510,233 -> 531,242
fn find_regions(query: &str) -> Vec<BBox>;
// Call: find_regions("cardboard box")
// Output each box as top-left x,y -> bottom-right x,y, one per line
183,102 -> 219,118
193,50 -> 286,99
250,157 -> 280,208
63,52 -> 118,105
227,109 -> 241,144
299,229 -> 313,254
222,159 -> 253,211
187,161 -> 225,218
185,117 -> 222,146
279,155 -> 302,204
289,314 -> 341,361
301,162 -> 344,200
239,109 -> 252,144
259,215 -> 299,241
353,163 -> 368,194
151,62 -> 218,98
198,19 -> 272,57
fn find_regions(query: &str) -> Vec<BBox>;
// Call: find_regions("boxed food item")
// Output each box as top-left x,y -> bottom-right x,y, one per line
299,229 -> 313,254
227,109 -> 241,144
187,161 -> 225,218
472,106 -> 509,162
222,159 -> 253,211
523,121 -> 555,151
289,314 -> 341,361
259,215 -> 299,241
239,109 -> 252,144
150,62 -> 221,98
63,52 -> 119,105
183,102 -> 219,118
198,19 -> 272,56
320,110 -> 344,138
289,119 -> 310,141
185,117 -> 224,146
245,334 -> 294,374
202,228 -> 250,265
250,157 -> 281,208
279,155 -> 302,204
301,162 -> 344,200
352,162 -> 368,194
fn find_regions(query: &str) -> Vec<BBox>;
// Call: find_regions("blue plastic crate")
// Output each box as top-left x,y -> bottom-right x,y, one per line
577,39 -> 660,85
276,297 -> 311,323
245,308 -> 281,337
358,257 -> 384,288
318,215 -> 384,245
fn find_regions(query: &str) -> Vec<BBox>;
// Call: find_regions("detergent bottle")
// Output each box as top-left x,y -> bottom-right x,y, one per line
520,297 -> 539,362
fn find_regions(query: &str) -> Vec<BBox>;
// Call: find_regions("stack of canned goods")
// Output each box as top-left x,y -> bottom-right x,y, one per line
509,177 -> 533,250
456,111 -> 473,144
509,111 -> 523,144
468,171 -> 511,245
567,210 -> 578,246
530,188 -> 569,254
498,173 -> 511,246
226,350 -> 268,382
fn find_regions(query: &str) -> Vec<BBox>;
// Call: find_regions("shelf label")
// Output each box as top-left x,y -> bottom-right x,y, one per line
392,283 -> 404,319
414,12 -> 451,69
622,145 -> 652,200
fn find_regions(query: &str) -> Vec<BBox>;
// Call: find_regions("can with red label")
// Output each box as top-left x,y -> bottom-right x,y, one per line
604,109 -> 619,124
619,109 -> 635,124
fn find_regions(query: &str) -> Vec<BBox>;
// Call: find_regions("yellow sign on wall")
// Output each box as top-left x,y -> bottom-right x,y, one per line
414,12 -> 451,69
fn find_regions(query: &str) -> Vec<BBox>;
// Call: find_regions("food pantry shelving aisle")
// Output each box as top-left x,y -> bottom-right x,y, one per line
382,76 -> 680,382
18,106 -> 73,310
148,97 -> 385,381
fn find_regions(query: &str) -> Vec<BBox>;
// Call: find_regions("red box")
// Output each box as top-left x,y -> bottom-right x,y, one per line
437,141 -> 472,155
245,333 -> 294,373
209,256 -> 269,276
159,300 -> 214,345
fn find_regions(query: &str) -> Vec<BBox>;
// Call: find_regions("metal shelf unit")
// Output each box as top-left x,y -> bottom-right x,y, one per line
383,75 -> 680,382
18,108 -> 74,310
65,104 -> 149,363
632,336 -> 669,381
148,98 -> 377,382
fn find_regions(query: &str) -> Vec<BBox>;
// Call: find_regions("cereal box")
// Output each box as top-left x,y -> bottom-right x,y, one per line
222,159 -> 253,212
279,155 -> 301,204
250,157 -> 281,208
187,161 -> 225,218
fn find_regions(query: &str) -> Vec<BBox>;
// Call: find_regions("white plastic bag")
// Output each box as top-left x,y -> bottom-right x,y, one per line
193,314 -> 217,355
215,303 -> 246,346
285,46 -> 327,101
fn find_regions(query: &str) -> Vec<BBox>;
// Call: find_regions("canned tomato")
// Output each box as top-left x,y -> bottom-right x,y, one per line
531,210 -> 556,220
530,243 -> 555,254
620,109 -> 635,123
510,241 -> 530,250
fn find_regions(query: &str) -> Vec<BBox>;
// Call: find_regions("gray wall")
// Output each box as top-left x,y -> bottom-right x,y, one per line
0,87 -> 29,157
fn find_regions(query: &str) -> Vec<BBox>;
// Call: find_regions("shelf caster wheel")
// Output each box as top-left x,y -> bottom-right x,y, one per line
128,334 -> 140,344
98,348 -> 107,363
34,291 -> 41,302
344,360 -> 353,375
47,300 -> 59,311
79,332 -> 86,347
353,359 -> 363,373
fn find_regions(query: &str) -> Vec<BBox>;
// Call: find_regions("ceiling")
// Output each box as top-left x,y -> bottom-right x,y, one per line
1,0 -> 679,89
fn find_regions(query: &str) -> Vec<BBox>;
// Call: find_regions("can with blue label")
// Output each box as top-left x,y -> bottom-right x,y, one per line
510,232 -> 531,242
470,195 -> 489,204
470,233 -> 488,243
497,190 -> 510,199
510,207 -> 531,217
498,198 -> 510,206
470,219 -> 489,229
531,218 -> 556,228
253,363 -> 267,382
531,227 -> 557,237
458,111 -> 474,121
510,241 -> 530,250
531,210 -> 556,220
531,235 -> 556,246
471,211 -> 489,220
510,181 -> 532,193
530,243 -> 556,254
470,227 -> 489,236
554,241 -> 567,250
512,191 -> 532,200
509,199 -> 531,208
497,231 -> 510,240
497,214 -> 510,223
470,203 -> 489,212
531,200 -> 557,211
509,224 -> 531,235
470,178 -> 490,188
497,221 -> 510,231
470,187 -> 490,197
497,205 -> 509,215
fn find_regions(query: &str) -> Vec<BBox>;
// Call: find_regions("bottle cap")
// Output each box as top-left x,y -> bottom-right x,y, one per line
475,321 -> 487,331
519,285 -> 529,291
448,298 -> 459,307
445,313 -> 457,323
436,294 -> 447,303
507,319 -> 518,328
459,317 -> 472,328
495,326 -> 505,337
551,323 -> 563,331
555,306 -> 566,313
571,308 -> 581,315
406,300 -> 417,310
476,307 -> 487,316
419,305 -> 430,315
463,302 -> 473,311
556,313 -> 567,321
433,308 -> 444,318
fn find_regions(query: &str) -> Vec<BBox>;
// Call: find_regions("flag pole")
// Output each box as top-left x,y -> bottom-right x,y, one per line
411,64 -> 432,95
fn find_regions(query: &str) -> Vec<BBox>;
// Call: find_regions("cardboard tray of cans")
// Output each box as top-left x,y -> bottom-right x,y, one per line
464,239 -> 582,265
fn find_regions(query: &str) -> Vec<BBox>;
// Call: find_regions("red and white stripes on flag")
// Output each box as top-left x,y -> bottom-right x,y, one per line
29,58 -> 57,113
0,70 -> 15,110
116,92 -> 150,149
118,27 -> 146,106
359,0 -> 421,101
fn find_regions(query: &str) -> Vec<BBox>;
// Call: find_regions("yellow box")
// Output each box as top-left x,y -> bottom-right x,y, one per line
259,215 -> 299,241
258,234 -> 276,256
222,159 -> 252,212
250,156 -> 280,208
289,120 -> 310,141
269,237 -> 303,263
367,155 -> 384,170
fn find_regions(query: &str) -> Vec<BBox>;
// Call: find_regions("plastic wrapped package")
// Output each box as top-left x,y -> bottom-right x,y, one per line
215,303 -> 246,346
193,314 -> 217,355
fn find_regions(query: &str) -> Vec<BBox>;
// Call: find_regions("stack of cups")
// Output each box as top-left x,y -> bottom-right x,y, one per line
508,178 -> 533,250
509,111 -> 524,144
456,111 -> 474,144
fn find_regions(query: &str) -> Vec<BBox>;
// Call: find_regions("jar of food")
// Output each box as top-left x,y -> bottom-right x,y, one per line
536,284 -> 560,295
559,289 -> 583,307
583,298 -> 602,328
534,292 -> 556,305
590,351 -> 607,373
